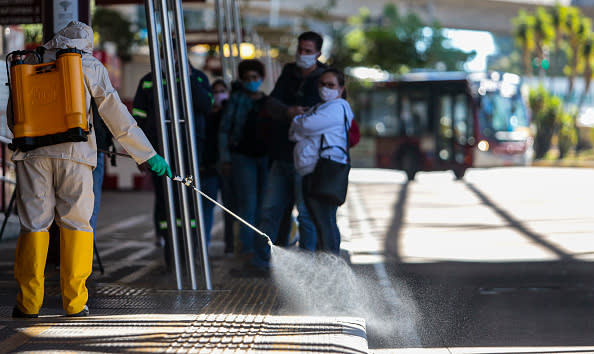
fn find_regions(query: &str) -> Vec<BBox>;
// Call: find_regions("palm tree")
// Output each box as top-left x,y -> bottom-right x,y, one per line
513,10 -> 536,76
549,4 -> 569,75
578,33 -> 594,111
533,7 -> 554,78
563,7 -> 589,99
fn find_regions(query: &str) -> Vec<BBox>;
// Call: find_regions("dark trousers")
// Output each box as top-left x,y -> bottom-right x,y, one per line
302,173 -> 340,254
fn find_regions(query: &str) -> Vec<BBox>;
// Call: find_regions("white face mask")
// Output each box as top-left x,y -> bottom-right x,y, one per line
296,53 -> 319,69
319,86 -> 340,102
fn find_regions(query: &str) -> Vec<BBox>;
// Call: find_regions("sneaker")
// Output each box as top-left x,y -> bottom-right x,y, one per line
12,306 -> 38,319
67,305 -> 89,317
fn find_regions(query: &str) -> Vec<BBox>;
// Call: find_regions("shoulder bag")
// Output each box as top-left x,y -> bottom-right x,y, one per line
307,111 -> 351,206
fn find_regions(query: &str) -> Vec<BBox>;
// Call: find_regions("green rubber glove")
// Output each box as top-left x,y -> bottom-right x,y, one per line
147,154 -> 172,178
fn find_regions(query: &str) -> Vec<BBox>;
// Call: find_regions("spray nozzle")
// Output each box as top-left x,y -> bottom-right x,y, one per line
183,176 -> 194,187
172,175 -> 194,187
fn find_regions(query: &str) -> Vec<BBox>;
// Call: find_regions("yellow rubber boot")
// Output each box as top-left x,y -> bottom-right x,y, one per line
59,228 -> 93,315
14,231 -> 50,315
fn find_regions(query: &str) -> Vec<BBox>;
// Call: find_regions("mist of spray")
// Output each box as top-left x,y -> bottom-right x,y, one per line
270,247 -> 421,346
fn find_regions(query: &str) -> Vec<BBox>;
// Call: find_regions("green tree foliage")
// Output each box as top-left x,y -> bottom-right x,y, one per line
564,8 -> 591,98
578,34 -> 594,110
92,7 -> 139,61
23,24 -> 43,45
529,85 -> 570,158
512,4 -> 593,103
513,10 -> 536,76
558,109 -> 578,158
331,4 -> 474,73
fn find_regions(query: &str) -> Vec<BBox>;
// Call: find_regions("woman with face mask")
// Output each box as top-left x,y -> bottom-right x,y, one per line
218,60 -> 271,275
289,68 -> 355,254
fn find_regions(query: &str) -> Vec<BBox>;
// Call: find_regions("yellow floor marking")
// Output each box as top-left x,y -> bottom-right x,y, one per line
1,323 -> 52,352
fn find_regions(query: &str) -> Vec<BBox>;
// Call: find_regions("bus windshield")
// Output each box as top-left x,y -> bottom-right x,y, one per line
478,91 -> 529,141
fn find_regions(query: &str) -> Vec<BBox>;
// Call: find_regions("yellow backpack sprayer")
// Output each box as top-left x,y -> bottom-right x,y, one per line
6,48 -> 89,151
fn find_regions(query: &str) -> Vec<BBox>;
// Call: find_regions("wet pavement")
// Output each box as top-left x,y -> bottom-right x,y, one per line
2,167 -> 594,353
0,189 -> 369,353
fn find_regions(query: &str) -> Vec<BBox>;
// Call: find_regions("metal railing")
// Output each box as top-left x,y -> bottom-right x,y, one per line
144,0 -> 215,290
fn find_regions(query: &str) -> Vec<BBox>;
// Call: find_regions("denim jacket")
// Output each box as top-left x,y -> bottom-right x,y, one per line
218,90 -> 256,162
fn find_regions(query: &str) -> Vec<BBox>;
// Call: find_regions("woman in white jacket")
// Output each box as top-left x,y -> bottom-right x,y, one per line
289,68 -> 354,254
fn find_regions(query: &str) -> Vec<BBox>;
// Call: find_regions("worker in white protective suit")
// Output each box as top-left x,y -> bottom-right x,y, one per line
8,21 -> 172,318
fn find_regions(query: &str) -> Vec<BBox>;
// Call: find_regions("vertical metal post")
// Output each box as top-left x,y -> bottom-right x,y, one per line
144,0 -> 183,289
158,0 -> 198,289
223,0 -> 237,79
214,0 -> 230,83
232,0 -> 243,59
269,0 -> 279,27
171,0 -> 212,290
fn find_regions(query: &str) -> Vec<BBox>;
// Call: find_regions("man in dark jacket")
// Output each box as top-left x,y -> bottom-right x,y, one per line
132,64 -> 212,265
254,31 -> 326,269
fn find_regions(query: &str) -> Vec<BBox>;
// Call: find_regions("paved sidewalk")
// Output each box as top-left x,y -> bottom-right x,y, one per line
0,190 -> 369,353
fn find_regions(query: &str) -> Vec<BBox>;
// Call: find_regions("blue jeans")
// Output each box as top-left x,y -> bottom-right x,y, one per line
90,152 -> 105,237
302,173 -> 341,254
253,160 -> 317,268
200,174 -> 219,247
231,153 -> 268,256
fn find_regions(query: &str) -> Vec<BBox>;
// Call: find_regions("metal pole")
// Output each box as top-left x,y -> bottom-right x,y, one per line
223,0 -> 237,79
171,0 -> 212,290
232,0 -> 243,59
158,0 -> 198,289
269,0 -> 279,27
214,0 -> 231,83
145,0 -> 183,289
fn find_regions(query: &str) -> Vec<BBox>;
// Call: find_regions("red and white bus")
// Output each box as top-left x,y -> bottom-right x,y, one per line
353,71 -> 532,180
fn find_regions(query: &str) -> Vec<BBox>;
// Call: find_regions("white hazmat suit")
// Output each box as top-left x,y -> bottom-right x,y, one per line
9,21 -> 164,317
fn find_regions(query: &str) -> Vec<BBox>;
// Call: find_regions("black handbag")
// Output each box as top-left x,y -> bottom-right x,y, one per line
307,113 -> 351,206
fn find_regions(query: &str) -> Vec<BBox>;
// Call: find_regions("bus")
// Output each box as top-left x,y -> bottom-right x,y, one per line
352,71 -> 532,180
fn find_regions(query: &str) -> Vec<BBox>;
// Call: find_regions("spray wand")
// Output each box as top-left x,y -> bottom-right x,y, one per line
98,148 -> 273,248
171,175 -> 273,248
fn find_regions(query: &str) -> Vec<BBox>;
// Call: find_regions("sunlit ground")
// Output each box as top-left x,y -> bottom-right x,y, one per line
344,168 -> 594,264
344,168 -> 594,353
5,314 -> 367,352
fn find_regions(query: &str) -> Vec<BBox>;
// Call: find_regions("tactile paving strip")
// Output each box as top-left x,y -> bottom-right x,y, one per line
0,279 -> 368,353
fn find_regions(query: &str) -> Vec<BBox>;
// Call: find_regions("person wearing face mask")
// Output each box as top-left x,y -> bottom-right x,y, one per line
200,79 -> 231,250
218,60 -> 271,275
289,68 -> 354,254
255,31 -> 326,269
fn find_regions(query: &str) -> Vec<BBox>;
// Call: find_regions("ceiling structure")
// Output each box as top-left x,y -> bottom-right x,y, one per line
237,0 -> 594,35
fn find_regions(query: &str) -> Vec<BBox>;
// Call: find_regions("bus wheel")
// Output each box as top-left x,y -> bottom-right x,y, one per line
453,167 -> 466,180
401,152 -> 418,181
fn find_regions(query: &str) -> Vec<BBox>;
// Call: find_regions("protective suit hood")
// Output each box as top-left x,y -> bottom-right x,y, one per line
43,21 -> 94,53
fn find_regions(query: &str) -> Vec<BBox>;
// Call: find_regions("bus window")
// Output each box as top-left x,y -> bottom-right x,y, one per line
454,93 -> 469,145
479,92 -> 530,140
401,92 -> 429,136
510,98 -> 528,130
367,90 -> 398,136
438,95 -> 453,161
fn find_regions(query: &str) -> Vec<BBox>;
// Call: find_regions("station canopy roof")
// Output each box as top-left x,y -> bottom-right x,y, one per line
96,0 -> 204,4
